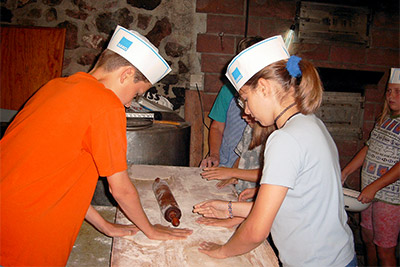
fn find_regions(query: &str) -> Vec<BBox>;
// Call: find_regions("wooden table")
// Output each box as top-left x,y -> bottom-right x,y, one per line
111,165 -> 278,267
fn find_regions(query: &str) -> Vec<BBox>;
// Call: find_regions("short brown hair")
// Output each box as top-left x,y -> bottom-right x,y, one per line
95,49 -> 149,83
244,58 -> 323,114
237,36 -> 264,54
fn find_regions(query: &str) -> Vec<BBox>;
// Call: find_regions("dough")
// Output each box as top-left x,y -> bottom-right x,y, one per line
122,231 -> 162,247
183,246 -> 251,267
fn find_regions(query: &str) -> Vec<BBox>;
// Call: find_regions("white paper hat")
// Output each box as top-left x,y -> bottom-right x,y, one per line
226,35 -> 290,91
389,68 -> 400,84
107,25 -> 171,84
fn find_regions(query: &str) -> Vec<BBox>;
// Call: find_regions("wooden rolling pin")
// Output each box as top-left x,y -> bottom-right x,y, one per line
152,178 -> 182,227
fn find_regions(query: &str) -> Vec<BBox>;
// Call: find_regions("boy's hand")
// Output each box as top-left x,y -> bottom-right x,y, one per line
145,224 -> 193,240
103,222 -> 140,237
200,155 -> 219,168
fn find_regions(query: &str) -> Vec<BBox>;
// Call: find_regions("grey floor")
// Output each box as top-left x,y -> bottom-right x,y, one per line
67,206 -> 116,267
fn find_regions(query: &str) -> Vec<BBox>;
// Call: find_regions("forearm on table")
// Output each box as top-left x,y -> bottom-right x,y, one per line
232,168 -> 260,182
221,184 -> 286,257
85,205 -> 111,233
342,146 -> 368,177
107,170 -> 153,234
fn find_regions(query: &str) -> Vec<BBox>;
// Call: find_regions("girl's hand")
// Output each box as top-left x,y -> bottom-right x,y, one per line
198,241 -> 227,259
196,217 -> 243,229
201,167 -> 233,181
216,178 -> 238,189
238,187 -> 258,201
193,200 -> 230,219
358,184 -> 378,204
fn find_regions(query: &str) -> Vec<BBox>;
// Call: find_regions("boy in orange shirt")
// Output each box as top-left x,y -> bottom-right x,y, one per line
0,25 -> 192,266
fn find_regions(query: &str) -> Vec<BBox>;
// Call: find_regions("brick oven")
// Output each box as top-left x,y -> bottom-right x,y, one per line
316,67 -> 385,190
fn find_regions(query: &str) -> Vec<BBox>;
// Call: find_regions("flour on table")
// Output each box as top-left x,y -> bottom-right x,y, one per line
122,231 -> 162,246
183,246 -> 252,267
112,166 -> 279,267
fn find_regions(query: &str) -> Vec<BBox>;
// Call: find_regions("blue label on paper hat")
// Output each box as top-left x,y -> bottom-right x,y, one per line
232,67 -> 243,83
117,37 -> 133,51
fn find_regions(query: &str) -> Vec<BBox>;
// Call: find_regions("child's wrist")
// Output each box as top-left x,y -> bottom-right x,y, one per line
227,201 -> 233,218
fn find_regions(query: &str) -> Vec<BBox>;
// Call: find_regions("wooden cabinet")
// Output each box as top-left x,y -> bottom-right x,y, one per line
0,26 -> 66,111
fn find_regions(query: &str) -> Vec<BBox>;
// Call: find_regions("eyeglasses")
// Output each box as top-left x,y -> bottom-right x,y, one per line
237,97 -> 245,108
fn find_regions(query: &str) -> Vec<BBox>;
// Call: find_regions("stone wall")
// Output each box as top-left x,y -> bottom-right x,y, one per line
2,0 -> 399,170
1,0 -> 206,116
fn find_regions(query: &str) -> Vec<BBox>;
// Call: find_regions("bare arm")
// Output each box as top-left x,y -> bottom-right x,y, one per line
358,162 -> 400,203
198,184 -> 288,258
201,167 -> 260,182
107,170 -> 192,240
85,205 -> 139,237
200,120 -> 225,167
193,199 -> 254,219
341,146 -> 368,184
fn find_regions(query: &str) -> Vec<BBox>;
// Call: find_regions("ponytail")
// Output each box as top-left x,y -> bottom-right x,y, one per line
244,57 -> 323,114
294,59 -> 323,114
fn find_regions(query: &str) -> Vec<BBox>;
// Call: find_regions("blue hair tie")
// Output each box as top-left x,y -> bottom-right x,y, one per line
286,55 -> 302,78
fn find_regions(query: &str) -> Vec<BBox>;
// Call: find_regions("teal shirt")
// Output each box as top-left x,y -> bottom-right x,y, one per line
209,84 -> 236,122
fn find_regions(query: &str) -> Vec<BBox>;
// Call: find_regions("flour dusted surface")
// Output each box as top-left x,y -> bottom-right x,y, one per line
111,165 -> 278,267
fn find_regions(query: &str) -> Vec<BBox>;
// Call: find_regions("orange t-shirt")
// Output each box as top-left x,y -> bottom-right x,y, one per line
0,72 -> 128,266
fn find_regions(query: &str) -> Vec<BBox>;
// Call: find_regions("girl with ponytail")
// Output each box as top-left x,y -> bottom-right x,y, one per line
193,35 -> 356,267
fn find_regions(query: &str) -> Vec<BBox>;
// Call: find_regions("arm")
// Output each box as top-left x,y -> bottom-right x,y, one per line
107,170 -> 192,240
201,167 -> 260,182
198,184 -> 288,258
341,146 -> 368,184
358,162 -> 400,203
200,120 -> 225,167
193,199 -> 253,219
85,205 -> 139,237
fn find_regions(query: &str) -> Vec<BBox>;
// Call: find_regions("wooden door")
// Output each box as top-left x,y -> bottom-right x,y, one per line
0,26 -> 66,110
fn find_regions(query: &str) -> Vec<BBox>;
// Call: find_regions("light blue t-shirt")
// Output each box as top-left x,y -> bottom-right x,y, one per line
261,114 -> 355,267
209,84 -> 246,167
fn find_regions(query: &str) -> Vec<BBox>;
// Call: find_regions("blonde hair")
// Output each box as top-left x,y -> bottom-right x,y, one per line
244,58 -> 323,114
377,87 -> 391,125
95,49 -> 149,83
249,123 -> 275,150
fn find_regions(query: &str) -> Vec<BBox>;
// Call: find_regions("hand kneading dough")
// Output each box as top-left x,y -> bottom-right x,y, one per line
123,231 -> 162,246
